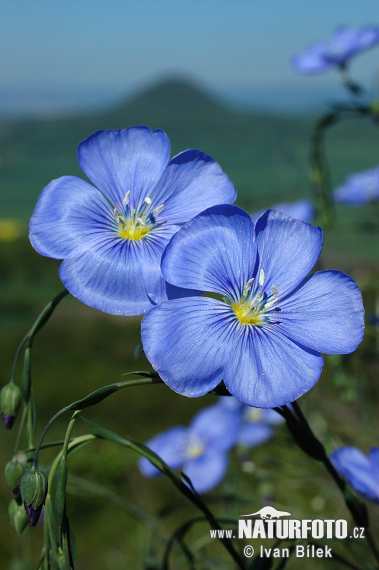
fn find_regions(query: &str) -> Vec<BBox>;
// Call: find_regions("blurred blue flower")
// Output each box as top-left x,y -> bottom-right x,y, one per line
251,199 -> 314,224
330,446 -> 379,504
29,127 -> 236,315
292,25 -> 379,74
217,397 -> 284,448
333,166 -> 379,206
139,403 -> 241,493
142,205 -> 364,408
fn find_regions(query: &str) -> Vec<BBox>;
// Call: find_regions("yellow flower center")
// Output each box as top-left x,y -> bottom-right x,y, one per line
118,219 -> 151,241
186,438 -> 205,459
245,408 -> 263,423
114,194 -> 164,241
231,270 -> 279,327
232,302 -> 264,325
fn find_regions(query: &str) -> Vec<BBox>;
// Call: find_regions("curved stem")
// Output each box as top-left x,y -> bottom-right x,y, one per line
309,105 -> 370,227
10,333 -> 29,382
32,375 -> 163,467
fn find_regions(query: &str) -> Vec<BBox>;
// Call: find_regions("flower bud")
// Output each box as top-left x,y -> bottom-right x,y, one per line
9,498 -> 28,535
5,457 -> 25,496
20,466 -> 48,527
0,382 -> 22,429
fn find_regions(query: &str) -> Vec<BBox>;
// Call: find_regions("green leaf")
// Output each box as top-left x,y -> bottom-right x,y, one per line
67,385 -> 120,411
20,347 -> 32,402
55,459 -> 68,527
122,370 -> 160,378
67,520 -> 77,568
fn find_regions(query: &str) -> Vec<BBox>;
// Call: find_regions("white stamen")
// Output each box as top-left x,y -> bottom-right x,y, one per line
144,196 -> 152,205
259,269 -> 265,286
243,277 -> 254,296
265,284 -> 279,309
113,208 -> 119,222
153,203 -> 164,216
137,217 -> 145,226
122,191 -> 130,206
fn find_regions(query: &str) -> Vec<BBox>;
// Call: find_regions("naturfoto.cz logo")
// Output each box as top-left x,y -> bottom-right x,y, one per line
209,506 -> 365,560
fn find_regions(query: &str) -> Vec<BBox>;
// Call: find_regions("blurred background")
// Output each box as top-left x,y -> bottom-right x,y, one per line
1,1 -> 378,568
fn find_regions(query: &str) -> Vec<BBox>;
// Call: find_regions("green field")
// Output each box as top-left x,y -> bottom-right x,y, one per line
0,78 -> 378,569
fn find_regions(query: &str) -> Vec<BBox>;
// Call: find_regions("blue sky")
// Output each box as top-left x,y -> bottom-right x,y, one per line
2,1 -> 379,114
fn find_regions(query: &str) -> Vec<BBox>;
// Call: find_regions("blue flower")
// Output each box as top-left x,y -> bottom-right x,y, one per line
139,403 -> 241,493
333,166 -> 379,206
292,25 -> 379,74
29,127 -> 236,315
141,205 -> 364,408
251,199 -> 315,224
330,446 -> 379,504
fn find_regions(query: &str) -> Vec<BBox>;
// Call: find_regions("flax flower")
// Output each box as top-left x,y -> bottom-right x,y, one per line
142,205 -> 364,408
29,127 -> 236,315
292,25 -> 379,74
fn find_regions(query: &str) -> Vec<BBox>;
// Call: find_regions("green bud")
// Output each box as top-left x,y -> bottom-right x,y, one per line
5,457 -> 25,495
0,382 -> 22,429
21,466 -> 48,527
9,498 -> 28,535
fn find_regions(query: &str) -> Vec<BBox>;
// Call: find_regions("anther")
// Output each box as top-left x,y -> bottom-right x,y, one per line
259,269 -> 265,287
153,204 -> 164,216
123,191 -> 130,206
243,277 -> 254,297
144,196 -> 152,205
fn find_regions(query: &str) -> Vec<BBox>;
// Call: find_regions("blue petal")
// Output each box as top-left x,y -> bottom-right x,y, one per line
29,176 -> 112,259
291,42 -> 331,74
152,150 -> 236,224
189,404 -> 241,451
141,297 -> 237,396
278,270 -> 364,354
330,447 -> 379,504
142,295 -> 323,407
222,324 -> 324,408
254,210 -> 323,299
139,426 -> 188,478
77,127 -> 171,213
59,235 -> 159,315
161,204 -> 256,300
183,451 -> 229,494
369,448 -> 379,475
238,422 -> 274,448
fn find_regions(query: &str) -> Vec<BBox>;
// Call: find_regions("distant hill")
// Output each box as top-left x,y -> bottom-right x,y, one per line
0,76 -> 378,222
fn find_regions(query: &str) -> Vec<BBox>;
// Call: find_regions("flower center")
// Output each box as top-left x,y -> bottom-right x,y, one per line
114,193 -> 164,241
245,408 -> 263,423
186,436 -> 205,459
232,270 -> 279,326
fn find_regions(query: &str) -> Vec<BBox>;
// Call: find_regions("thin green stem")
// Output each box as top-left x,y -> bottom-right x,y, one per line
47,435 -> 97,491
25,289 -> 69,349
13,404 -> 27,456
10,333 -> 29,382
62,411 -> 81,461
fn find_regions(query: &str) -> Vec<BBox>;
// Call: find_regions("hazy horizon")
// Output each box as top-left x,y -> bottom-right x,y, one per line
0,76 -> 354,119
